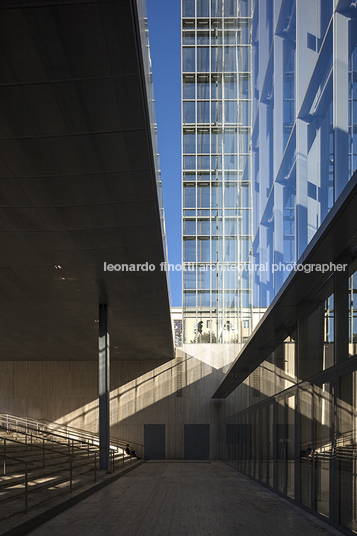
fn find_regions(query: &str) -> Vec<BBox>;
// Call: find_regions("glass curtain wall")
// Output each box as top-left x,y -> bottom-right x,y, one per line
182,0 -> 253,343
247,0 -> 357,311
219,264 -> 357,533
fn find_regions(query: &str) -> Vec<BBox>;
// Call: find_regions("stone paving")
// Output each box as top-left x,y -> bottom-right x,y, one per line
27,461 -> 342,536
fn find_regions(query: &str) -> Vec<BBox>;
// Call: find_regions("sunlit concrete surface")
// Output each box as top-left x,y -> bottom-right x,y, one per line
28,461 -> 342,536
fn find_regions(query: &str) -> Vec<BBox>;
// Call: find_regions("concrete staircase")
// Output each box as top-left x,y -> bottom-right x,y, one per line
0,420 -> 142,535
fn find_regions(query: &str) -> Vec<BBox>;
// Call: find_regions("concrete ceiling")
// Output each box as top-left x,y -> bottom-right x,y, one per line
0,0 -> 174,361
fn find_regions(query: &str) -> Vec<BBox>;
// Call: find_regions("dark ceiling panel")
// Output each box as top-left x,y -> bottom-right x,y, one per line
0,0 -> 174,362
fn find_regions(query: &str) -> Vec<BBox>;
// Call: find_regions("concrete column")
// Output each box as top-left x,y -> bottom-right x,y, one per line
99,304 -> 110,471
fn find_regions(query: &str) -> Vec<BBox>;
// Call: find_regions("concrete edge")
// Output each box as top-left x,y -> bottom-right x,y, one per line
0,460 -> 146,536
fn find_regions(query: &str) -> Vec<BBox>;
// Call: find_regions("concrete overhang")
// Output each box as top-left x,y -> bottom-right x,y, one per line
212,170 -> 357,399
0,0 -> 174,361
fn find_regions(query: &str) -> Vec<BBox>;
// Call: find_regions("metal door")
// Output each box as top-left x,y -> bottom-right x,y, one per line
184,424 -> 209,459
144,424 -> 165,459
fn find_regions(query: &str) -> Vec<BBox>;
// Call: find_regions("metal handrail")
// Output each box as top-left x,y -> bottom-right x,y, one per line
1,435 -> 77,463
0,414 -> 143,451
1,424 -> 101,458
0,455 -> 34,513
39,417 -> 143,449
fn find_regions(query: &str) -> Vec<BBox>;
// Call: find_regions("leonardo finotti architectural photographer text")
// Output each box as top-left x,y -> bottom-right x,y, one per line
103,262 -> 348,274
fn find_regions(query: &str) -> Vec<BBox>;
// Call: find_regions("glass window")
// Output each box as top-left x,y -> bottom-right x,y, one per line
224,0 -> 237,17
224,237 -> 237,261
198,155 -> 210,169
197,75 -> 210,98
241,268 -> 250,289
238,19 -> 250,44
197,130 -> 210,153
183,0 -> 195,16
223,129 -> 237,152
184,269 -> 196,289
240,290 -> 250,308
184,155 -> 196,170
197,47 -> 209,72
197,31 -> 209,45
239,100 -> 251,126
224,31 -> 237,45
211,154 -> 222,170
197,171 -> 210,181
183,31 -> 195,45
183,220 -> 196,235
349,271 -> 357,357
239,183 -> 250,207
197,0 -> 209,16
211,101 -> 222,123
183,47 -> 195,72
197,184 -> 210,207
211,74 -> 222,98
197,101 -> 210,123
225,217 -> 237,235
238,46 -> 250,71
224,266 -> 238,289
211,0 -> 222,17
283,40 -> 295,151
337,371 -> 357,533
183,239 -> 196,262
225,101 -> 237,123
211,47 -> 223,72
197,219 -> 210,234
183,171 -> 196,181
183,131 -> 196,154
183,291 -> 196,307
349,12 -> 357,178
224,74 -> 237,99
211,130 -> 223,152
239,0 -> 250,17
323,294 -> 334,370
224,290 -> 237,308
211,217 -> 223,234
211,183 -> 222,207
224,47 -> 237,72
183,76 -> 195,99
184,185 -> 196,208
212,236 -> 223,261
198,237 -> 210,261
197,265 -> 210,288
224,154 -> 237,170
239,74 -> 251,99
240,237 -> 250,262
198,290 -> 210,308
239,129 -> 249,153
183,101 -> 195,123
239,209 -> 250,235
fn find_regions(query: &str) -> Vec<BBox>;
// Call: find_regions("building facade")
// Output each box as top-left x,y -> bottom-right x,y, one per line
217,1 -> 357,534
181,0 -> 253,344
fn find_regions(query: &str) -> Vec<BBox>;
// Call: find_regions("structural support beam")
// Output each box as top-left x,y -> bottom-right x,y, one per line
99,304 -> 110,471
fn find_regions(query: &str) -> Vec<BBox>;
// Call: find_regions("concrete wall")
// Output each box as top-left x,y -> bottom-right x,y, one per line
0,343 -> 240,458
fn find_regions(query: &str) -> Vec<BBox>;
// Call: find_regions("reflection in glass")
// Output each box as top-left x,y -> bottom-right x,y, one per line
314,382 -> 331,518
338,372 -> 357,533
349,271 -> 357,357
323,294 -> 334,369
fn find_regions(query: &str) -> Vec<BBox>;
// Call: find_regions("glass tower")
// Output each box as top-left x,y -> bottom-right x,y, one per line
181,0 -> 253,344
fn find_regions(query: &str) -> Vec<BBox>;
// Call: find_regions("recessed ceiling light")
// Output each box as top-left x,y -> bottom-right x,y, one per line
94,319 -> 99,323
54,265 -> 62,269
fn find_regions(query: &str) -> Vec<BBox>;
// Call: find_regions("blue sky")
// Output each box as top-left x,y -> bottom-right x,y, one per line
146,0 -> 182,306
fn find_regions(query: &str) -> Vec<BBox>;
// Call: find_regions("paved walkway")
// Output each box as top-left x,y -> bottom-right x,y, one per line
27,461 -> 341,536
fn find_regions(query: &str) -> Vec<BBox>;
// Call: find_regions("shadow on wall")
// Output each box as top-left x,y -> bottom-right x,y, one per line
0,347 -> 234,447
